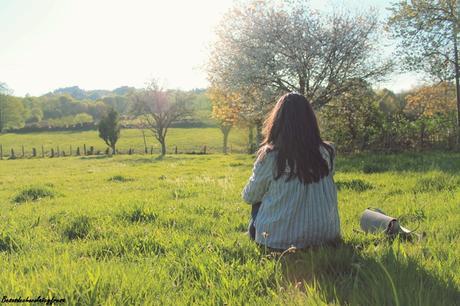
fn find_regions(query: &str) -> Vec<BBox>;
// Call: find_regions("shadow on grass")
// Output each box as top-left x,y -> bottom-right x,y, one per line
120,155 -> 167,165
79,155 -> 111,160
336,151 -> 460,174
272,242 -> 460,305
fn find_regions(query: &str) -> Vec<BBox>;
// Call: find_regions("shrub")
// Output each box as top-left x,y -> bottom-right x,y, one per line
13,186 -> 55,203
63,216 -> 92,241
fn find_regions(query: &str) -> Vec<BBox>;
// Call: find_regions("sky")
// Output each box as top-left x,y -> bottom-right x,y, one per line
0,0 -> 423,97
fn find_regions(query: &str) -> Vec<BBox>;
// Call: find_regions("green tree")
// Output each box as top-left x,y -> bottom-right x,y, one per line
319,80 -> 383,151
0,83 -> 26,132
74,113 -> 93,126
387,0 -> 460,142
98,108 -> 121,154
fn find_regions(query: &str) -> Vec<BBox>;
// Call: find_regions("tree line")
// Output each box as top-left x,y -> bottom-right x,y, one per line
207,0 -> 460,153
0,84 -> 211,133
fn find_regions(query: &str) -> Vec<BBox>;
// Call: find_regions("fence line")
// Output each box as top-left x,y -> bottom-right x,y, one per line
0,143 -> 248,160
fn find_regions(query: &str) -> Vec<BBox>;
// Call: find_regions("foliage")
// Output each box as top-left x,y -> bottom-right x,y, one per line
387,0 -> 460,143
404,82 -> 457,148
98,108 -> 121,154
387,0 -> 459,81
208,0 -> 391,108
0,84 -> 214,132
0,94 -> 26,132
319,80 -> 383,151
405,82 -> 456,119
208,86 -> 241,153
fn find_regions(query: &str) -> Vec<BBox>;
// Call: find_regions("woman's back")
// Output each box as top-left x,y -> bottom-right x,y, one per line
242,145 -> 340,250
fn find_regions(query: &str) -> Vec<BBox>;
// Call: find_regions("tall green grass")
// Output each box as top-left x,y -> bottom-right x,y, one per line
0,152 -> 459,304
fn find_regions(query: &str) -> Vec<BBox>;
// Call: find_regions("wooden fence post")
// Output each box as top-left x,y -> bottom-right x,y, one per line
10,148 -> 16,159
32,148 -> 37,157
203,145 -> 207,154
51,148 -> 55,158
83,144 -> 87,156
76,147 -> 80,156
42,145 -> 45,158
150,146 -> 153,154
22,145 -> 25,158
57,146 -> 60,157
142,130 -> 148,154
175,146 -> 178,154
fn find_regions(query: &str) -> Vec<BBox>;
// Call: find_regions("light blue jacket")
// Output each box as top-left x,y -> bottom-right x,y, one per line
242,146 -> 341,249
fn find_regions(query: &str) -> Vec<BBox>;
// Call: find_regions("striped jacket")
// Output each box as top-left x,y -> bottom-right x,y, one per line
242,145 -> 340,249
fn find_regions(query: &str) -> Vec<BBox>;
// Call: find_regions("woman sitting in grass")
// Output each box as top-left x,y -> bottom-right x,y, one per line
242,92 -> 340,250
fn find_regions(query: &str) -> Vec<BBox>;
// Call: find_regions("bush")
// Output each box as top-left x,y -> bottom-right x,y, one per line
63,216 -> 92,240
13,186 -> 55,203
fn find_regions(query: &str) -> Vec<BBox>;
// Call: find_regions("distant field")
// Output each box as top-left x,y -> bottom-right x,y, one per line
0,152 -> 459,304
0,128 -> 249,156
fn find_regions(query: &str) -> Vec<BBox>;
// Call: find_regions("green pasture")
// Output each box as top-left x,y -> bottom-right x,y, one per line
0,128 -> 248,156
0,151 -> 459,305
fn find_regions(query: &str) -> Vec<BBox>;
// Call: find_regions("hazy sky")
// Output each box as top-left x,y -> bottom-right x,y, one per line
0,0 -> 423,97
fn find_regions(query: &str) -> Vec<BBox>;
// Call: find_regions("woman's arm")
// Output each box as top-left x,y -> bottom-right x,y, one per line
241,155 -> 273,204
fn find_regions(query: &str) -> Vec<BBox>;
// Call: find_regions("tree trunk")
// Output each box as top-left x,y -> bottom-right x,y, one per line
111,145 -> 116,155
299,75 -> 306,95
420,122 -> 426,150
453,30 -> 460,145
222,127 -> 230,154
142,129 -> 148,154
248,125 -> 255,154
255,120 -> 263,149
160,140 -> 166,156
0,99 -> 4,133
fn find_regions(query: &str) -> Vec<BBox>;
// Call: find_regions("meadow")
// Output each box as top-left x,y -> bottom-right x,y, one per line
0,148 -> 459,305
0,128 -> 249,157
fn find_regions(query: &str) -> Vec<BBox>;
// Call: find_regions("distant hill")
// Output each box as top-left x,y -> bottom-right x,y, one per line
48,86 -> 136,100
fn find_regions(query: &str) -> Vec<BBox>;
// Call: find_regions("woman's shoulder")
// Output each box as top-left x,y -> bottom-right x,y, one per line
255,145 -> 277,165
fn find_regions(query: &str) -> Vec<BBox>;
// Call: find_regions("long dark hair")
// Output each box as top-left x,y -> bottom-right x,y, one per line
258,92 -> 334,184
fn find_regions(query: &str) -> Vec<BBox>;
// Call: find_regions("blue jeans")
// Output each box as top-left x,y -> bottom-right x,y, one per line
248,202 -> 261,240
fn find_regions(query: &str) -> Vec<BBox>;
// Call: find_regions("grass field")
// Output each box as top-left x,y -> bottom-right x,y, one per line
0,128 -> 249,156
1,152 -> 460,305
